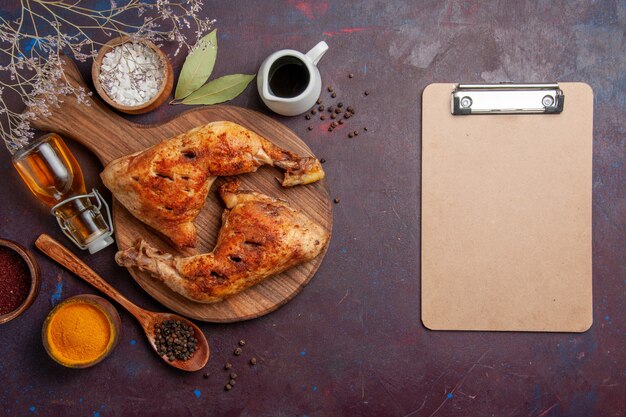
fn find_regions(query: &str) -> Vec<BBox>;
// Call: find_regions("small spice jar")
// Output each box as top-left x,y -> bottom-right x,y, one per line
42,295 -> 121,368
0,239 -> 40,324
92,35 -> 173,114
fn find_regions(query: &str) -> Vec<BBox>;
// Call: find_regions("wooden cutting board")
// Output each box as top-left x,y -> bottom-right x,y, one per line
31,57 -> 332,322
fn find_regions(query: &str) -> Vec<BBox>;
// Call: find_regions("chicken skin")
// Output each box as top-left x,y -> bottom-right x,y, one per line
115,181 -> 330,303
101,121 -> 324,248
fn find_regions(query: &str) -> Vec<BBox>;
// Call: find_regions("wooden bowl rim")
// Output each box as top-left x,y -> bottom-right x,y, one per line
41,294 -> 121,368
0,238 -> 41,324
91,35 -> 172,112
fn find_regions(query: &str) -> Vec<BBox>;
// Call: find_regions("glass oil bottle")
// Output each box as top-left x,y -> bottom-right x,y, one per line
12,133 -> 114,253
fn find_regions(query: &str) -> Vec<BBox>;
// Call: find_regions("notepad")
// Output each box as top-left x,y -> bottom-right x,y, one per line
421,83 -> 593,332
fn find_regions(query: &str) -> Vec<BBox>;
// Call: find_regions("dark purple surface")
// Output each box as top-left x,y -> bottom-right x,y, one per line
1,1 -> 624,416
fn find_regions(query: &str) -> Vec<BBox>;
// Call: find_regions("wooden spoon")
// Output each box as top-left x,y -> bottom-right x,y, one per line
35,234 -> 209,372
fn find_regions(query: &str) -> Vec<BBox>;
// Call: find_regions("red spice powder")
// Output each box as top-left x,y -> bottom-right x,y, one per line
0,246 -> 31,315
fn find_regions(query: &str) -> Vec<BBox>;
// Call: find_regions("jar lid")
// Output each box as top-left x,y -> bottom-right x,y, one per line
87,234 -> 114,254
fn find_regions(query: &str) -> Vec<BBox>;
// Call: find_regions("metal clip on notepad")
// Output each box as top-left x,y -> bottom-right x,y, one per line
451,83 -> 564,115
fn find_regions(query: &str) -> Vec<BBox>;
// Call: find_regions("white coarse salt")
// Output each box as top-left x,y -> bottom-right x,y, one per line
98,42 -> 164,107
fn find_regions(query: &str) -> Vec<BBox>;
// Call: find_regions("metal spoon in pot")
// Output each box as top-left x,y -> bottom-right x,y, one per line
35,234 -> 210,372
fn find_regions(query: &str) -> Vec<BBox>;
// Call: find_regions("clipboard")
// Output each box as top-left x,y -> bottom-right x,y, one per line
421,82 -> 593,332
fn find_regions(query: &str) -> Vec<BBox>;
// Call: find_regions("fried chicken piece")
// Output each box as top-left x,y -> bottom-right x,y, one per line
115,181 -> 329,303
101,121 -> 324,248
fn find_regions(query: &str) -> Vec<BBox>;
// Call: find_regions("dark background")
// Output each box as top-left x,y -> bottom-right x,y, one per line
1,1 -> 624,416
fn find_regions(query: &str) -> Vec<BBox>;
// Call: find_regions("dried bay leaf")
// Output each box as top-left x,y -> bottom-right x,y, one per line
174,29 -> 217,100
181,74 -> 255,105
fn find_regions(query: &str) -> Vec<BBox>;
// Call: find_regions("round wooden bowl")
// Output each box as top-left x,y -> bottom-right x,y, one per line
42,294 -> 121,368
0,238 -> 40,325
92,35 -> 174,114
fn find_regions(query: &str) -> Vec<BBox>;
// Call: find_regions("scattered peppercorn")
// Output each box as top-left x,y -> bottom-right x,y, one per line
320,158 -> 326,163
327,86 -> 334,92
307,126 -> 313,131
348,132 -> 354,138
331,122 -> 338,128
311,109 -> 317,115
349,73 -> 354,78
328,106 -> 334,112
328,127 -> 333,132
153,320 -> 198,361
224,362 -> 232,370
347,106 -> 354,113
364,91 -> 369,96
225,384 -> 232,391
334,198 -> 341,204
203,373 -> 210,379
344,113 -> 352,119
335,107 -> 341,114
330,113 -> 336,119
337,102 -> 344,108
239,340 -> 246,346
305,114 -> 311,120
338,119 -> 344,125
364,127 -> 368,131
320,115 -> 326,120
331,92 -> 337,98
229,379 -> 236,385
234,347 -> 242,356
316,98 -> 322,104
230,372 -> 238,379
318,105 -> 324,111
250,358 -> 257,365
354,130 -> 359,136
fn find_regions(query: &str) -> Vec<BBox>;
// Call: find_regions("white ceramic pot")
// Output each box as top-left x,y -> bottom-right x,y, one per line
257,41 -> 328,116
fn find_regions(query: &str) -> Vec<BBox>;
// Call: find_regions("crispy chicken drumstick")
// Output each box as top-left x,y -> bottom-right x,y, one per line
101,121 -> 324,248
115,181 -> 329,303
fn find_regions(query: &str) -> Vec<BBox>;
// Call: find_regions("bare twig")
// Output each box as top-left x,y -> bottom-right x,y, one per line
0,0 -> 214,153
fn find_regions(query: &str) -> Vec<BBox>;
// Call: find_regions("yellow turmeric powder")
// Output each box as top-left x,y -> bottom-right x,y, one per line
46,300 -> 113,365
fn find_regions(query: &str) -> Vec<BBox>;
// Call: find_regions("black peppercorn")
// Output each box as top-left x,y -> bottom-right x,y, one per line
153,319 -> 197,362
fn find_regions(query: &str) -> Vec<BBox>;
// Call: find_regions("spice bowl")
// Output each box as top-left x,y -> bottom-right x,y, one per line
92,35 -> 173,114
0,238 -> 40,325
42,294 -> 121,368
